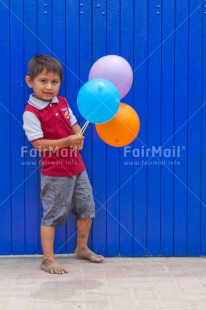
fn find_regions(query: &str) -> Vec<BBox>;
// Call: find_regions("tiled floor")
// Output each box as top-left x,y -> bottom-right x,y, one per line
0,256 -> 206,310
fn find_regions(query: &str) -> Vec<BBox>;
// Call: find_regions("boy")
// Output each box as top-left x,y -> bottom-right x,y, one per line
23,55 -> 104,275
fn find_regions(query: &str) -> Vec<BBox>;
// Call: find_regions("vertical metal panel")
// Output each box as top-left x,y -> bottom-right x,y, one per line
119,0 -> 134,256
161,0 -> 175,256
187,0 -> 202,256
79,0 -> 92,248
147,0 -> 162,256
174,0 -> 189,256
201,0 -> 206,255
37,0 -> 52,53
0,0 -> 12,255
0,0 -> 205,256
92,0 -> 107,256
10,0 -> 25,254
106,0 -> 120,256
133,0 -> 148,257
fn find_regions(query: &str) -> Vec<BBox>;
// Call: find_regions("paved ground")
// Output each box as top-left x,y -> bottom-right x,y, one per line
0,256 -> 206,310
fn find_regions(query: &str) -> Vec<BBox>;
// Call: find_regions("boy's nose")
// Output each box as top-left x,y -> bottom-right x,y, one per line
46,83 -> 52,89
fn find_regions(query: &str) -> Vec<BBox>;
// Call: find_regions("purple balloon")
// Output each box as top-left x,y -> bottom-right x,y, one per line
89,55 -> 133,99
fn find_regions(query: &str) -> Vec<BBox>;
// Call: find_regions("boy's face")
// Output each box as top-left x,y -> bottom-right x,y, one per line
25,69 -> 61,102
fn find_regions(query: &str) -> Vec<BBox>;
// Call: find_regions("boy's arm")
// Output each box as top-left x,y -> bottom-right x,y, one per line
72,123 -> 81,134
23,111 -> 84,151
31,133 -> 84,151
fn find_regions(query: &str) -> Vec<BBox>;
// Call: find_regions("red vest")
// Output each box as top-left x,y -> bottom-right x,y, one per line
24,96 -> 85,176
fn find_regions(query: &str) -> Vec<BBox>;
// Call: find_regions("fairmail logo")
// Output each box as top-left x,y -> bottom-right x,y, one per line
124,145 -> 185,158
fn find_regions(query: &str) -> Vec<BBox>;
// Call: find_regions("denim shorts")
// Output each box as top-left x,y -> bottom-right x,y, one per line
40,170 -> 95,226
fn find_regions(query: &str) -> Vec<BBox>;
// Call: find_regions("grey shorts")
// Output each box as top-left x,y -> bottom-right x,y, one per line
40,170 -> 95,226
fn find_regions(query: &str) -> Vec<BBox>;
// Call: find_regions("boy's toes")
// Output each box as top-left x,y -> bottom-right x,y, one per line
75,248 -> 104,263
41,259 -> 68,275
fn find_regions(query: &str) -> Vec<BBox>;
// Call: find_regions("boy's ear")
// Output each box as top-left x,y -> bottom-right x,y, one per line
25,76 -> 33,88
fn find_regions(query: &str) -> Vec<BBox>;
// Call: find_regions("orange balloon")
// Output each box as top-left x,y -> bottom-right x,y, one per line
95,103 -> 140,147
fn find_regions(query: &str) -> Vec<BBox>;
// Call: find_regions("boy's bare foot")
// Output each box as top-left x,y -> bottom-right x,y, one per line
40,259 -> 68,274
75,247 -> 104,263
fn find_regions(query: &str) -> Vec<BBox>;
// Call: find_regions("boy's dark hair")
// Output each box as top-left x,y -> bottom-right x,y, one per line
27,55 -> 63,82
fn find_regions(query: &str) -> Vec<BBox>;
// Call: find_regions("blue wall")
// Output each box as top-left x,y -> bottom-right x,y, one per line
0,0 -> 205,256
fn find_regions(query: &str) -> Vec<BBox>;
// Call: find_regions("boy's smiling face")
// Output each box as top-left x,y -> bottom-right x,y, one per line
25,69 -> 61,102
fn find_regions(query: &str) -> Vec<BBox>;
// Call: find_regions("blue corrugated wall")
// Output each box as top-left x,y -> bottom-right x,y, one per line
0,0 -> 205,256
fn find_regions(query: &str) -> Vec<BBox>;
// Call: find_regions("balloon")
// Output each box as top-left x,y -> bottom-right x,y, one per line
89,55 -> 133,99
77,78 -> 120,124
95,103 -> 140,147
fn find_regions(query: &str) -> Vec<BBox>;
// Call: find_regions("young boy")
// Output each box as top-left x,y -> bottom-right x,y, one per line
23,55 -> 104,275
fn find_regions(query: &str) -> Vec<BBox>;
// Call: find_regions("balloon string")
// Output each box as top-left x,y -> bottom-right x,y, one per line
72,121 -> 90,152
79,120 -> 90,137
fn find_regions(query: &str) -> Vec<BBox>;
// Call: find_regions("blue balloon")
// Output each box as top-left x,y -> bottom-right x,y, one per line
77,78 -> 120,124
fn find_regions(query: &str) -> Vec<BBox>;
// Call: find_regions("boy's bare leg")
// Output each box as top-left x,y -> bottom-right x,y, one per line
40,226 -> 68,274
75,218 -> 104,263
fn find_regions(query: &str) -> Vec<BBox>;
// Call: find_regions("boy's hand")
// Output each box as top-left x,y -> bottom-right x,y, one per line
68,133 -> 84,150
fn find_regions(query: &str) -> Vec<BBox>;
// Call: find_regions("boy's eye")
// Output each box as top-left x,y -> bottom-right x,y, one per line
41,79 -> 46,83
52,80 -> 58,84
